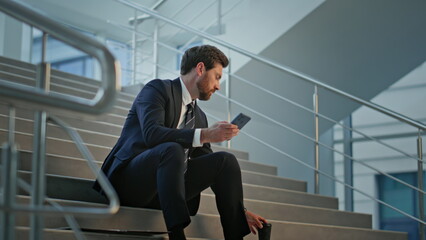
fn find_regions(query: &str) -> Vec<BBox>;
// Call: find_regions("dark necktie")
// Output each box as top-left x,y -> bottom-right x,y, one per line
183,101 -> 195,129
183,101 -> 195,172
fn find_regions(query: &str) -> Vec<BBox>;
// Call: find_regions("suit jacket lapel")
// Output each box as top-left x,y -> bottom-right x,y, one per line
171,78 -> 182,128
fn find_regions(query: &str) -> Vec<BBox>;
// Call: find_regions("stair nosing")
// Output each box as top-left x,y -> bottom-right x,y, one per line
202,192 -> 368,217
16,195 -> 396,237
16,151 -> 279,181
266,219 -> 407,235
241,169 -> 305,184
0,113 -> 120,138
17,170 -> 315,197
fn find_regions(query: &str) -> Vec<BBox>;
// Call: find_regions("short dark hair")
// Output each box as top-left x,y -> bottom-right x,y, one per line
180,45 -> 229,75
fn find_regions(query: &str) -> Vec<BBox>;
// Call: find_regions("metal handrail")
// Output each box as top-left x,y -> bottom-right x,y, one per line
239,129 -> 426,225
0,1 -> 121,239
116,0 -> 424,230
212,91 -> 426,194
142,59 -> 426,197
228,73 -> 424,163
0,0 -> 121,114
105,16 -> 426,157
143,54 -> 426,225
143,45 -> 423,166
177,0 -> 243,53
120,15 -> 426,193
128,0 -> 165,25
117,0 -> 426,131
16,179 -> 87,240
0,114 -> 120,216
162,0 -> 217,43
203,110 -> 426,224
137,42 -> 423,166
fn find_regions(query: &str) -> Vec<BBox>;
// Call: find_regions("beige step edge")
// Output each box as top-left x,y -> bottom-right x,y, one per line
15,196 -> 400,240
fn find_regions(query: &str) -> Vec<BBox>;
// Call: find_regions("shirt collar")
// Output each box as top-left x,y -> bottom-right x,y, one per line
179,77 -> 194,106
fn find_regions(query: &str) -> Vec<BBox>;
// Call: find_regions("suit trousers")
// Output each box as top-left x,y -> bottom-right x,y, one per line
112,142 -> 250,239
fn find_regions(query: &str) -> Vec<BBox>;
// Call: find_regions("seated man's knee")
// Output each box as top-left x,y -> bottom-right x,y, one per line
216,151 -> 240,171
160,142 -> 185,163
161,142 -> 184,153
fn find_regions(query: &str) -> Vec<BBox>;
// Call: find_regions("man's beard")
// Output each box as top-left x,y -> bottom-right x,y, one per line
197,78 -> 214,100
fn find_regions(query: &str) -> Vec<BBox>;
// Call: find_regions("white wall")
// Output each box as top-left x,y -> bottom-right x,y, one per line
215,0 -> 325,72
202,0 -> 426,195
140,0 -> 325,84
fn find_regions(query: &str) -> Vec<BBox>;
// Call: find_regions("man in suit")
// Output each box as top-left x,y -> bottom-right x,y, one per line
94,45 -> 267,240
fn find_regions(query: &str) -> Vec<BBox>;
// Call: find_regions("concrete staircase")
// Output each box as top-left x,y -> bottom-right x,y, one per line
0,56 -> 408,239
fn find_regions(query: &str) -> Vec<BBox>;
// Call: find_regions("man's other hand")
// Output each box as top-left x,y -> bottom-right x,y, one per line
200,121 -> 239,143
245,210 -> 267,235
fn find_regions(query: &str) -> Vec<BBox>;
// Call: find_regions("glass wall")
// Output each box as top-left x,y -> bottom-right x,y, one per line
32,27 -> 132,86
378,171 -> 425,240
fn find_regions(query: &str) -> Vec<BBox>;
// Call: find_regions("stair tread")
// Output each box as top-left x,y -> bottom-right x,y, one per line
16,170 -> 338,209
0,59 -> 136,102
0,115 -> 251,161
16,226 -> 166,240
1,55 -> 408,239
8,149 -> 280,184
200,193 -> 371,228
14,196 -> 406,240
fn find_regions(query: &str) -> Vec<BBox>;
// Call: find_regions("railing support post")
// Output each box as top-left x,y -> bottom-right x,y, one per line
226,57 -> 231,149
418,130 -> 424,240
153,20 -> 158,79
0,106 -> 19,240
313,85 -> 320,194
217,0 -> 222,34
343,116 -> 354,211
132,9 -> 138,85
30,32 -> 50,240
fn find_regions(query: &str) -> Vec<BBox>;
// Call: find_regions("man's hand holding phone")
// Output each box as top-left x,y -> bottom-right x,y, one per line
200,113 -> 251,144
231,113 -> 251,130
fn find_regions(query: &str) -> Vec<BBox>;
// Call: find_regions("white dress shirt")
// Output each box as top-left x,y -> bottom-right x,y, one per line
178,77 -> 202,147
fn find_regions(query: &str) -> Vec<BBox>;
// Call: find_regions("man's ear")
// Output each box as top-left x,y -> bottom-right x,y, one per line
195,62 -> 205,76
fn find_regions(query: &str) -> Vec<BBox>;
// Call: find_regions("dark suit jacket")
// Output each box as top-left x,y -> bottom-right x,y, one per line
94,78 -> 212,215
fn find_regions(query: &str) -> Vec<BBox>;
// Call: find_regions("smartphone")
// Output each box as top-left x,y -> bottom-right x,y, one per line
231,113 -> 251,129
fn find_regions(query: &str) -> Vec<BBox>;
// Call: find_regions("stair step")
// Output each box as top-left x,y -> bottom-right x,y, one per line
210,145 -> 249,160
16,171 -> 336,209
0,113 -> 120,148
202,194 -> 369,228
12,150 -> 287,190
14,197 -> 405,240
207,183 -> 337,209
1,55 -> 408,240
256,221 -> 407,240
0,99 -> 128,127
0,129 -> 112,162
0,128 -> 252,167
233,158 -> 277,175
0,56 -> 136,103
0,104 -> 124,136
1,105 -> 249,154
0,68 -> 134,110
188,217 -> 407,240
16,227 -> 166,240
0,107 -> 251,161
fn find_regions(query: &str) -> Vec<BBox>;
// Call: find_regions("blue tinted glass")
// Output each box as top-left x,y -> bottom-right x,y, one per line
32,28 -> 95,79
106,39 -> 132,86
378,171 -> 425,240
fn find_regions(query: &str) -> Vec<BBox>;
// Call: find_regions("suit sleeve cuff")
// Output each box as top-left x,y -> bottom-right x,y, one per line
192,129 -> 202,147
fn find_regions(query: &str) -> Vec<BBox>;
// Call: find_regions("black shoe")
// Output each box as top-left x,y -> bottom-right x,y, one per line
258,223 -> 271,240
